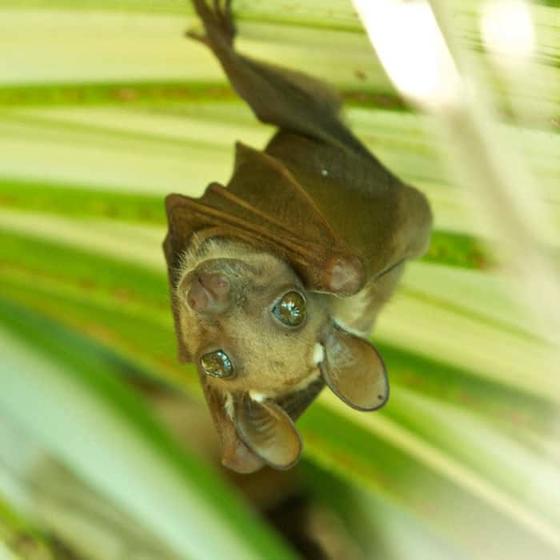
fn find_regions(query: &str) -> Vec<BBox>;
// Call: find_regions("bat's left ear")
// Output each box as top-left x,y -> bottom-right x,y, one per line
234,393 -> 302,470
319,324 -> 389,411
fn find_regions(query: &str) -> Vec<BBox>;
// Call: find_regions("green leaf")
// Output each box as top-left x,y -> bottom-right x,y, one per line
0,298 -> 296,560
1,0 -> 560,558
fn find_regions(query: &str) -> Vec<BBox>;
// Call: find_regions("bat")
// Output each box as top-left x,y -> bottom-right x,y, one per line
163,0 -> 432,473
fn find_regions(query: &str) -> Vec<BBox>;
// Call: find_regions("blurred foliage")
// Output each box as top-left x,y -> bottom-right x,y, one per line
0,0 -> 559,559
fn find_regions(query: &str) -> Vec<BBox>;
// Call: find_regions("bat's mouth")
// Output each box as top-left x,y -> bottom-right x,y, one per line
273,375 -> 325,421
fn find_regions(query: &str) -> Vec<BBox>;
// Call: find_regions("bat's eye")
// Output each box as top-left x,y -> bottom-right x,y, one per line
272,291 -> 307,327
200,350 -> 234,379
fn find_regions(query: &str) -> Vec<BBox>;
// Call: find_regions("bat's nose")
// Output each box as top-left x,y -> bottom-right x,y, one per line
187,272 -> 231,313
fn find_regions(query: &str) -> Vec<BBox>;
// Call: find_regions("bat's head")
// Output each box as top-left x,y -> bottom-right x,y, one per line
178,237 -> 328,393
175,236 -> 388,472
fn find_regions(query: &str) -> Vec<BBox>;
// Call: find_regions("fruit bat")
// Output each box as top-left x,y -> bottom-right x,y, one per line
163,0 -> 432,473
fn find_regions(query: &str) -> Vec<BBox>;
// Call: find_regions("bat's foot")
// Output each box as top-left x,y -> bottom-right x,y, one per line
187,0 -> 236,52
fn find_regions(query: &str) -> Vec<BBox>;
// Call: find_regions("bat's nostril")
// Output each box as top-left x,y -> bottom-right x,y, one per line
187,272 -> 230,313
198,272 -> 230,298
200,272 -> 230,296
187,279 -> 210,312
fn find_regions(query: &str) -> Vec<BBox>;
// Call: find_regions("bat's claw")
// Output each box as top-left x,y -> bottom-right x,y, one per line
185,29 -> 209,46
189,0 -> 236,51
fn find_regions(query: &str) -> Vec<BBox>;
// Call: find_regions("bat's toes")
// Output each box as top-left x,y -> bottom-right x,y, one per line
216,0 -> 236,36
191,0 -> 236,49
185,28 -> 209,46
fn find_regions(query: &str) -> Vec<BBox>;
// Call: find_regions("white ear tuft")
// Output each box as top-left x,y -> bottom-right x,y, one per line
312,343 -> 325,365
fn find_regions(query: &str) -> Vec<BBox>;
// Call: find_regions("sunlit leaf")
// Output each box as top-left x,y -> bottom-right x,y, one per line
1,0 -> 559,558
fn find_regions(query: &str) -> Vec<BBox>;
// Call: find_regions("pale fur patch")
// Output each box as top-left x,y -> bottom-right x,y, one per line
312,343 -> 325,365
249,391 -> 268,403
224,391 -> 234,419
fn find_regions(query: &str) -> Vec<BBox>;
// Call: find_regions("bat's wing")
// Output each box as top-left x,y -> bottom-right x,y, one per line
264,131 -> 433,285
164,142 -> 366,297
182,0 -> 432,289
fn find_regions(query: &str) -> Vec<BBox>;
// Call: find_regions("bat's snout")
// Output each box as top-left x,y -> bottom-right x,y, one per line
187,271 -> 231,314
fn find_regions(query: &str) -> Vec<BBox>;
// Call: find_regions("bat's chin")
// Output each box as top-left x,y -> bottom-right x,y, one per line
243,368 -> 322,408
279,367 -> 322,394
